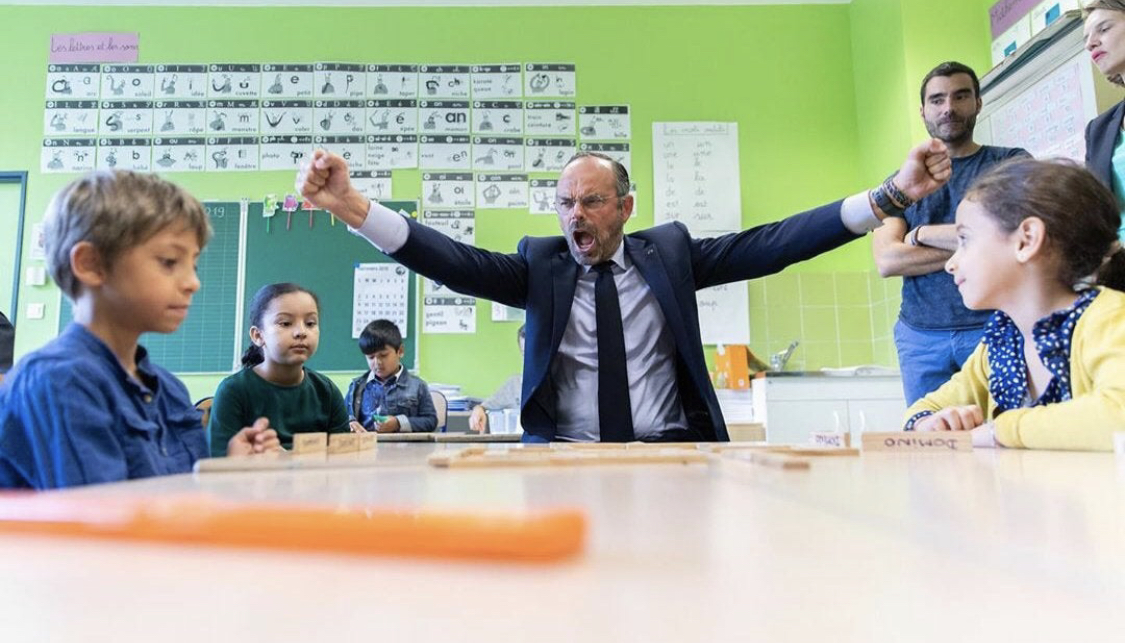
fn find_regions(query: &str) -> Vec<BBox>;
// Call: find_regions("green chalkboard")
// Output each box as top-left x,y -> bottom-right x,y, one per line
58,201 -> 242,372
58,200 -> 416,373
241,201 -> 418,372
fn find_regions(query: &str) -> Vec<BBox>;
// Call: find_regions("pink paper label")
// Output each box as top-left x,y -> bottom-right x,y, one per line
49,32 -> 139,63
989,0 -> 1042,39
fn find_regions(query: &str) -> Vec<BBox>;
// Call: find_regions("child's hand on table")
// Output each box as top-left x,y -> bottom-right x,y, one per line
227,417 -> 281,455
376,416 -> 401,433
913,405 -> 984,432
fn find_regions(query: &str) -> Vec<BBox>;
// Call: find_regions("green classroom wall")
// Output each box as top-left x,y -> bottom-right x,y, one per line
0,2 -> 992,400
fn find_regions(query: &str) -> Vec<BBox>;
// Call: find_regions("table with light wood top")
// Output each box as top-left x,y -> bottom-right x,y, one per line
1,443 -> 1122,642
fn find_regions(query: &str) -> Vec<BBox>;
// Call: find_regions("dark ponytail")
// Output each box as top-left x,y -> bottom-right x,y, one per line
240,282 -> 321,369
240,345 -> 265,368
1097,247 -> 1125,291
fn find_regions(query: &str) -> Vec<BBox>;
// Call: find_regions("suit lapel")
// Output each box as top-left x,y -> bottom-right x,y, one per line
624,236 -> 689,341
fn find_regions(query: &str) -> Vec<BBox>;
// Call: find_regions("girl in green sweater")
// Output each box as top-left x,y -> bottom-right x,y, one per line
208,282 -> 350,455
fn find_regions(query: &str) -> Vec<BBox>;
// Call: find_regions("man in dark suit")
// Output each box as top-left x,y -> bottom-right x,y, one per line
298,143 -> 950,442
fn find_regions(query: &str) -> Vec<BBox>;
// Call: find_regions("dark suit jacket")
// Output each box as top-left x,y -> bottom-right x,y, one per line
391,202 -> 859,441
1086,99 -> 1125,189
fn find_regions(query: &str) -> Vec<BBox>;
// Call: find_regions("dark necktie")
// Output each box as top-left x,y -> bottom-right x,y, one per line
594,263 -> 635,442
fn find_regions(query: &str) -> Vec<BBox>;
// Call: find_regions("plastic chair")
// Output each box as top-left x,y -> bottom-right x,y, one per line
195,396 -> 214,428
430,390 -> 447,432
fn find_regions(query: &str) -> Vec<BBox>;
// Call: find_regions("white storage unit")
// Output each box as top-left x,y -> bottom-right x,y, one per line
751,373 -> 906,444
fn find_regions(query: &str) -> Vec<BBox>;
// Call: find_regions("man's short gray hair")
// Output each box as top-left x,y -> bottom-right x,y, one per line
44,170 -> 211,299
562,152 -> 631,197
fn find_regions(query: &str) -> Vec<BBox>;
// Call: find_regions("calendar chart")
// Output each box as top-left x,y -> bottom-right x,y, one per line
353,263 -> 410,339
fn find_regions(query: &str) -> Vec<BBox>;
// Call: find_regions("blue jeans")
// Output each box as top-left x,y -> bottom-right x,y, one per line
893,320 -> 985,406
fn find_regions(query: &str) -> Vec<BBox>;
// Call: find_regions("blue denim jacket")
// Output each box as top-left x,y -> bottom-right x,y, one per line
0,324 -> 206,489
345,366 -> 438,432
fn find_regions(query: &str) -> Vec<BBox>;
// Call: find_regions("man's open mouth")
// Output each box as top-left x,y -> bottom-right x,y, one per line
573,230 -> 595,252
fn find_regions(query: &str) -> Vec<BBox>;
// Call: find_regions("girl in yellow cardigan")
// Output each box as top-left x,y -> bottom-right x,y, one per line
906,159 -> 1125,450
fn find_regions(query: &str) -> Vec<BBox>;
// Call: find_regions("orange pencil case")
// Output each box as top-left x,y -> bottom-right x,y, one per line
0,493 -> 586,562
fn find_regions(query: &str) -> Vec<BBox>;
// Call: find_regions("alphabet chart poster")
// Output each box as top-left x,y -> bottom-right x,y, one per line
421,209 -> 475,245
423,277 -> 476,333
352,262 -> 410,338
423,294 -> 477,334
41,60 -> 586,175
350,169 -> 392,201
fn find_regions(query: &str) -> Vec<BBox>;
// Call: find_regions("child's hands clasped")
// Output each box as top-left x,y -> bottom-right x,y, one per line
375,416 -> 401,433
913,405 -> 984,432
348,417 -> 399,432
226,417 -> 282,455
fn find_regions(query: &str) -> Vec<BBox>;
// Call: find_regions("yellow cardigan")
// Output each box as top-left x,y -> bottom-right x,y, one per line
904,288 -> 1125,451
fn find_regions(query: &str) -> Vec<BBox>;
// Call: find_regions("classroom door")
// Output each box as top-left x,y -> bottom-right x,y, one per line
0,178 -> 23,319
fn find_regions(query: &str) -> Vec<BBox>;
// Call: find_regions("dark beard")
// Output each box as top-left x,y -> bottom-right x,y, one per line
926,116 -> 976,145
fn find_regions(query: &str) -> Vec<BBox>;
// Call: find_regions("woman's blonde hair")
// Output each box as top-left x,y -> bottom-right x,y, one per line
1085,0 -> 1125,85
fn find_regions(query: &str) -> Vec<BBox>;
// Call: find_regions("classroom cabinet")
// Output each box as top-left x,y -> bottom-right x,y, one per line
751,374 -> 906,444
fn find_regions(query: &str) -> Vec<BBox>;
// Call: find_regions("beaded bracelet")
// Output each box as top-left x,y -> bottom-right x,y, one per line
870,183 -> 905,218
883,171 -> 915,209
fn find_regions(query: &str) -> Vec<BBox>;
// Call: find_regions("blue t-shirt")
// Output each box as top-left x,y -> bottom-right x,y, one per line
899,145 -> 1030,330
0,324 -> 207,489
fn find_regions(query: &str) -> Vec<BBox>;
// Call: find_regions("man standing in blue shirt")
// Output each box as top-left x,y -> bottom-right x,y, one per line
873,61 -> 1030,405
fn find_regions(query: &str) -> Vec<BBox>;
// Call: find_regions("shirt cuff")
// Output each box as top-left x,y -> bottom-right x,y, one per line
840,191 -> 882,234
974,421 -> 1001,448
349,200 -> 410,253
396,414 -> 412,433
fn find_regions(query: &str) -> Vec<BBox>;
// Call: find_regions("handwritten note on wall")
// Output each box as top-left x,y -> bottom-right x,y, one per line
698,283 -> 749,345
50,32 -> 139,64
652,122 -> 741,233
